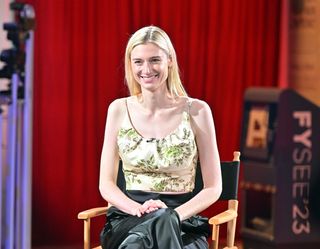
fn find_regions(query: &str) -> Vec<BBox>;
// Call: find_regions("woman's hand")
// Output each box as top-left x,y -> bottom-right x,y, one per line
132,199 -> 167,217
142,199 -> 167,213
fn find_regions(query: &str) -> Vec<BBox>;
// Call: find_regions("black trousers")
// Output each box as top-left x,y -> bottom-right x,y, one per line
100,191 -> 210,249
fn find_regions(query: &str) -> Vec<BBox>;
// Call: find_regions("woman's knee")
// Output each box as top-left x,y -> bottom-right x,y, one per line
118,232 -> 148,249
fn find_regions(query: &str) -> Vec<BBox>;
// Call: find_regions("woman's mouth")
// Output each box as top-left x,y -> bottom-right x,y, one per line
140,74 -> 159,79
140,74 -> 159,83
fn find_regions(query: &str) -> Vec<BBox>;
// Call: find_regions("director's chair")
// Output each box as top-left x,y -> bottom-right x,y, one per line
78,151 -> 240,249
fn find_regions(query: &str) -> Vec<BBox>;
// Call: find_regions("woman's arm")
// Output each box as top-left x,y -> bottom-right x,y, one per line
100,98 -> 173,216
174,99 -> 222,220
99,98 -> 144,216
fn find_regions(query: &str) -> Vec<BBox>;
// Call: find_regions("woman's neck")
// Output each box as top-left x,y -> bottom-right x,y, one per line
138,88 -> 176,113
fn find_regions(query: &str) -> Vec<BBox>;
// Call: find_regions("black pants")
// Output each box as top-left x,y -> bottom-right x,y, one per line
100,191 -> 210,249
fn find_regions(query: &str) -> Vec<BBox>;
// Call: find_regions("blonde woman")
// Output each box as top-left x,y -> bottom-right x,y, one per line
99,26 -> 222,249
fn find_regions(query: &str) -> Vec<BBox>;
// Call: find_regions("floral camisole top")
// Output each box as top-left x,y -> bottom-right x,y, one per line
117,99 -> 198,193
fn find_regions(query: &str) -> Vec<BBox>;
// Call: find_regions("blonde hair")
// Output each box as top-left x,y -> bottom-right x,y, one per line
124,26 -> 187,97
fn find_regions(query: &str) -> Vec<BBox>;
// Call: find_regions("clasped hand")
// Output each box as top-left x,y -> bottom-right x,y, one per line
133,199 -> 167,217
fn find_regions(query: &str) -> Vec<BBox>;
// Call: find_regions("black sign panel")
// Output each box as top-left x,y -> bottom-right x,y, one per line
274,89 -> 320,244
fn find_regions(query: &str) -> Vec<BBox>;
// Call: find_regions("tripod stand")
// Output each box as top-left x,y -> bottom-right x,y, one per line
0,3 -> 35,249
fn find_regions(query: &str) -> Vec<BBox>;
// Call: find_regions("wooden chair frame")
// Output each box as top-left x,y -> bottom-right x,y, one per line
78,151 -> 240,249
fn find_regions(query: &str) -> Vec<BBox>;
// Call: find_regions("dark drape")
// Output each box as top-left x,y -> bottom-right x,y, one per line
20,0 -> 282,246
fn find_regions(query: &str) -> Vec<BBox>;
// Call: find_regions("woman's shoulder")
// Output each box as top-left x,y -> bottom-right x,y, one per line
184,97 -> 213,135
185,97 -> 211,114
107,97 -> 129,116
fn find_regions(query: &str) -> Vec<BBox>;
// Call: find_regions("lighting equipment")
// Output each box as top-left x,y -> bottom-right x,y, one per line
0,2 -> 35,249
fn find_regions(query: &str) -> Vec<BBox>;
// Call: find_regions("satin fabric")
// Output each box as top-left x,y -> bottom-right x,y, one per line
100,191 -> 210,249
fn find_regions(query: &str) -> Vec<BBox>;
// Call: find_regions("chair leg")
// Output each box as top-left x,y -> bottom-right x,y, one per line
211,225 -> 220,249
225,200 -> 238,249
226,217 -> 237,248
84,218 -> 91,249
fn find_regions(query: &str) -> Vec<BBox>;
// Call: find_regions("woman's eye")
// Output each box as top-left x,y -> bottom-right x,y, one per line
150,58 -> 160,63
134,60 -> 142,65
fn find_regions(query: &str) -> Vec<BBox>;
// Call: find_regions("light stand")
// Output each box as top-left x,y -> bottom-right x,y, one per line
0,2 -> 35,249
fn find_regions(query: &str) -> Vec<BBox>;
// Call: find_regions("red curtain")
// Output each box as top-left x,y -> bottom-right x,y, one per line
20,0 -> 282,246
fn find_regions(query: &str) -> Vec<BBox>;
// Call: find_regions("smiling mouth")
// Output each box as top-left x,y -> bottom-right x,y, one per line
140,74 -> 159,79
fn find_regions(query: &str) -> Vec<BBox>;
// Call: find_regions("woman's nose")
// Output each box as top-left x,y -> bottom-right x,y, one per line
142,62 -> 151,74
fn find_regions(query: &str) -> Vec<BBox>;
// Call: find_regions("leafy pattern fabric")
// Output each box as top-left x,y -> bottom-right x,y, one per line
117,111 -> 198,192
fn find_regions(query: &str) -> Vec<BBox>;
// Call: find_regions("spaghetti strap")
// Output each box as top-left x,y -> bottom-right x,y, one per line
186,98 -> 192,115
124,97 -> 141,134
125,98 -> 134,126
125,98 -> 129,113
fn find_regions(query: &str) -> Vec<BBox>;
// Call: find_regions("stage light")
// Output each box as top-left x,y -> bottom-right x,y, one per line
0,48 -> 26,80
3,22 -> 19,31
0,65 -> 14,79
0,49 -> 17,65
3,22 -> 31,48
10,2 -> 25,11
19,4 -> 36,31
10,2 -> 36,31
0,2 -> 35,80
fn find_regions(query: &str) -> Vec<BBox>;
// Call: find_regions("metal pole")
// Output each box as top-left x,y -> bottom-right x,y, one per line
15,101 -> 23,249
1,3 -> 35,248
0,108 -> 3,248
5,73 -> 19,249
21,30 -> 34,249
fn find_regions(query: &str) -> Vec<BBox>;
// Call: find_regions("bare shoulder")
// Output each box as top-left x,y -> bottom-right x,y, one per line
108,97 -> 127,114
107,97 -> 128,123
187,98 -> 212,118
186,98 -> 214,137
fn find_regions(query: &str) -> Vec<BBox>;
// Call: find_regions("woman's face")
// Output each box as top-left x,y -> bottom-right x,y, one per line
130,42 -> 171,93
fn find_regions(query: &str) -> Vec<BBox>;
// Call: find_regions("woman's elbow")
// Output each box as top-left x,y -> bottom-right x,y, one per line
99,182 -> 111,201
207,183 -> 222,202
216,184 -> 222,199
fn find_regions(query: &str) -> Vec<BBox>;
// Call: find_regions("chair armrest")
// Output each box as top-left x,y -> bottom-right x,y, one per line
208,209 -> 238,226
77,207 -> 109,219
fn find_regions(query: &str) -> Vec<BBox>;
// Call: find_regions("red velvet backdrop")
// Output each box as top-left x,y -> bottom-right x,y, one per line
20,0 -> 282,246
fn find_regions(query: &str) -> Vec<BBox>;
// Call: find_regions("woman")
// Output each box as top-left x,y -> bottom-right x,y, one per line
99,25 -> 222,249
